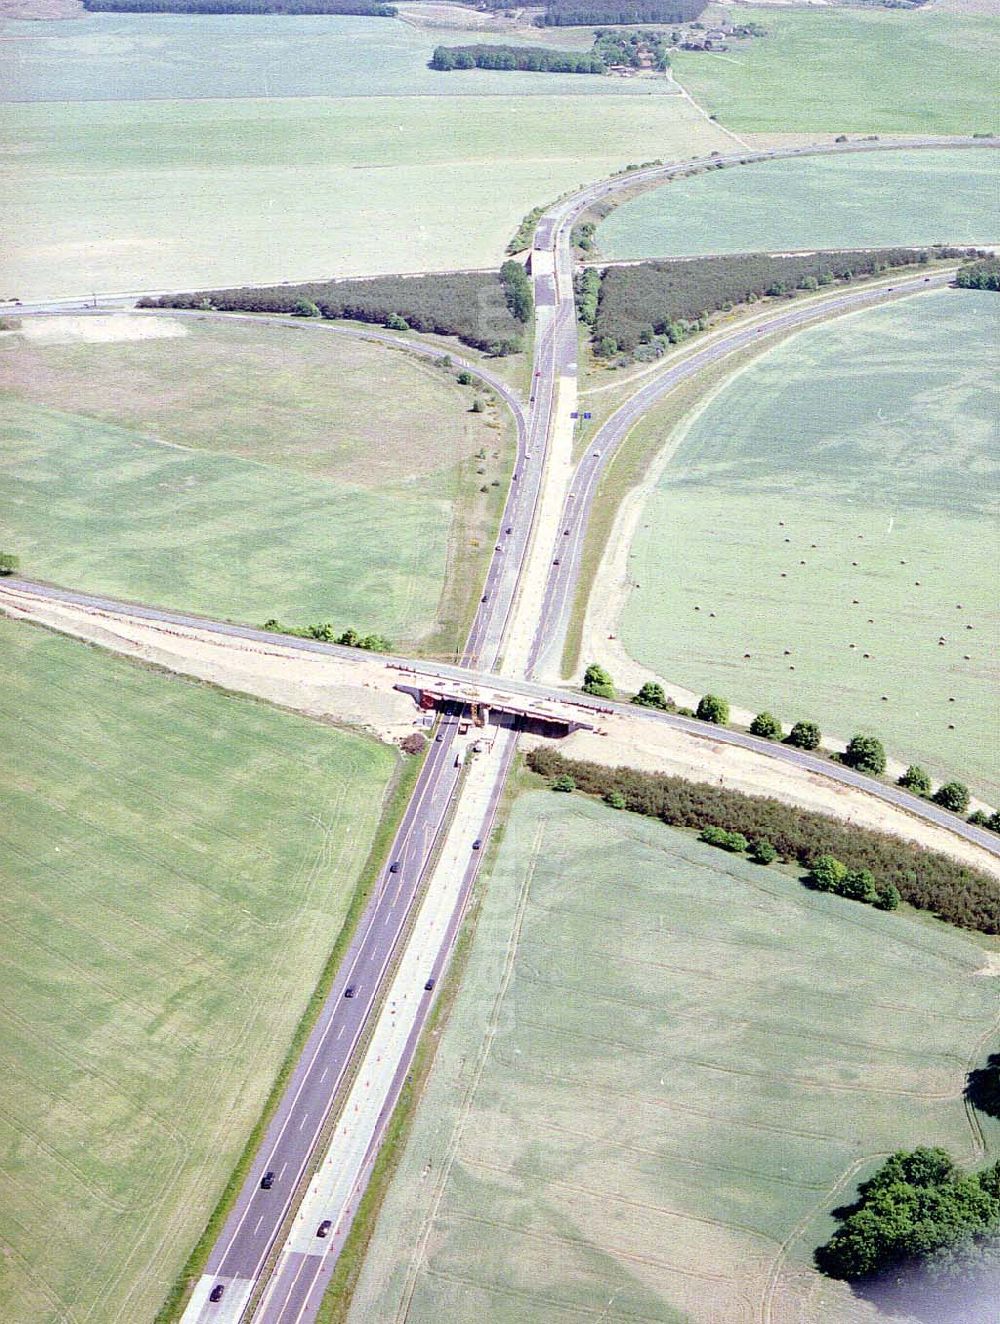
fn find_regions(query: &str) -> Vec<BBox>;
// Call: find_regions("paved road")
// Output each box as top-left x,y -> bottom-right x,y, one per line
527,267 -> 958,679
7,577 -> 998,858
7,131 -> 997,1323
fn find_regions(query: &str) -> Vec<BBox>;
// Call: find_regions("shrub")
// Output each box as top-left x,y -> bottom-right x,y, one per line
292,298 -> 320,318
552,774 -> 576,793
968,810 -> 990,827
0,551 -> 19,576
838,867 -> 878,904
700,826 -> 748,853
899,764 -> 932,796
874,879 -> 901,911
933,782 -> 971,814
787,720 -> 821,750
749,839 -> 777,865
749,711 -> 782,740
582,662 -> 615,699
808,854 -> 848,893
696,693 -> 729,725
524,748 -> 1000,934
605,789 -> 626,810
843,734 -> 887,775
456,371 -> 473,385
385,312 -> 409,331
632,681 -> 671,710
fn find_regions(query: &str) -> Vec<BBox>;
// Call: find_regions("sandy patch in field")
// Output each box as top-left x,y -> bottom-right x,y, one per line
16,315 -> 189,345
522,712 -> 1000,879
0,587 -> 418,744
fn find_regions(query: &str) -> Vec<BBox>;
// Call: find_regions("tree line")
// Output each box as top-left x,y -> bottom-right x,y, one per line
83,0 -> 396,12
815,1147 -> 1000,1299
430,44 -> 606,74
262,619 -> 391,651
139,268 -> 527,355
956,256 -> 1000,291
534,0 -> 705,26
525,747 -> 1000,934
589,247 -> 981,358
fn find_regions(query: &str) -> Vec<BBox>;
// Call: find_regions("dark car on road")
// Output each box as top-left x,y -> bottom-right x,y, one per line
424,978 -> 435,991
209,1284 -> 225,1303
344,985 -> 356,999
317,1220 -> 332,1238
260,1170 -> 275,1189
472,839 -> 482,850
389,860 -> 401,873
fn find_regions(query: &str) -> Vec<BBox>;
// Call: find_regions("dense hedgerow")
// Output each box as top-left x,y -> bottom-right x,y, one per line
591,248 -> 978,354
83,0 -> 395,12
526,748 -> 1000,934
956,256 -> 1000,291
139,270 -> 525,355
536,0 -> 706,25
430,45 -> 606,74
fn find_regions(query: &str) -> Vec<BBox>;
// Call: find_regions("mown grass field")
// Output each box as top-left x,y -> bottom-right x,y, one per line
0,616 -> 397,1324
620,289 -> 999,801
598,149 -> 1000,260
0,317 -> 510,647
347,791 -> 1000,1324
670,5 -> 1000,134
0,95 -> 729,299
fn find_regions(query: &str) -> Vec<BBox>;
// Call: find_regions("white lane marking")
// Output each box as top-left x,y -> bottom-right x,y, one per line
319,1068 -> 328,1083
299,1113 -> 309,1131
279,1162 -> 288,1180
336,1025 -> 345,1040
254,1214 -> 264,1234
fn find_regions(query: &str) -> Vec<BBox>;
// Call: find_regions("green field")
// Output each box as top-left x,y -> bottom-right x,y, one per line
347,791 -> 999,1323
0,317 -> 509,646
670,6 -> 1000,134
598,149 -> 1000,259
0,616 -> 397,1324
0,95 -> 728,299
619,289 -> 999,800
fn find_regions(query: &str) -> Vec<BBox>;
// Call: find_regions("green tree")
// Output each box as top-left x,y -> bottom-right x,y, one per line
874,879 -> 901,911
582,663 -> 615,700
471,396 -> 485,413
385,312 -> 409,331
552,773 -> 576,793
696,693 -> 729,725
843,733 -> 887,775
749,711 -> 782,740
838,867 -> 878,904
933,782 -> 970,814
604,789 -> 626,810
787,720 -> 821,750
291,298 -> 320,317
0,551 -> 20,576
456,370 -> 473,385
749,839 -> 777,865
809,854 -> 848,893
899,764 -> 932,796
632,681 -> 669,710
700,826 -> 748,853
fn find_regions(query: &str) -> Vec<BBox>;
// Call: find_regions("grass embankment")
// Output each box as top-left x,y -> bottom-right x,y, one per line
670,6 -> 1000,134
0,617 -> 397,1324
618,290 -> 1000,800
0,317 -> 513,653
344,790 -> 999,1324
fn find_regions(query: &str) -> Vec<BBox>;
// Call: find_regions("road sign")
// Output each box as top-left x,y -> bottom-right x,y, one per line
570,411 -> 579,419
583,412 -> 592,419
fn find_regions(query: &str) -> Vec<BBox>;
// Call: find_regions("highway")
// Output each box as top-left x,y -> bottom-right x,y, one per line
6,131 -> 997,1323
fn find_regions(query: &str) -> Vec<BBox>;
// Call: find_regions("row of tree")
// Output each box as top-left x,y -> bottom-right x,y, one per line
590,248 -> 981,357
430,45 -> 606,74
499,260 -> 533,324
262,620 -> 391,651
525,746 -> 1000,934
83,0 -> 395,12
816,1148 -> 1000,1285
140,269 -> 526,356
534,0 -> 705,26
807,853 -> 900,910
956,256 -> 1000,291
588,670 -> 993,831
